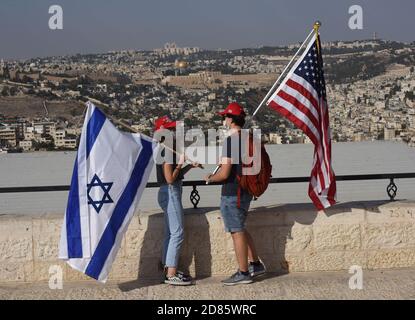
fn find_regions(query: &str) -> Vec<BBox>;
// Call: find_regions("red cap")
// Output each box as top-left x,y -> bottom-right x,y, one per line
154,116 -> 177,131
218,102 -> 246,116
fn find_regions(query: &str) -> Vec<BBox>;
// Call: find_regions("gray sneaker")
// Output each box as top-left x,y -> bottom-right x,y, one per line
222,270 -> 253,286
248,261 -> 266,277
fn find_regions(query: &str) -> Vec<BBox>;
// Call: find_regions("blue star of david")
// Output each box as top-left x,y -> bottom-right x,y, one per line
87,174 -> 114,213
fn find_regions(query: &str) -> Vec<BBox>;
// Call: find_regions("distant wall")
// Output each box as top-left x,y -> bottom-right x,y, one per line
1,200 -> 415,284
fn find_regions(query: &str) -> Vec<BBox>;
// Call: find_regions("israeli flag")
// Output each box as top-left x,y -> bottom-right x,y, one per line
59,102 -> 157,282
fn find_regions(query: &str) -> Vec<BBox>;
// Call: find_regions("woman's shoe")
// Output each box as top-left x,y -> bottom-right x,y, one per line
164,272 -> 193,286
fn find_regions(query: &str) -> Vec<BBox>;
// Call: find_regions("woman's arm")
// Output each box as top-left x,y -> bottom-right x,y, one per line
163,153 -> 187,184
163,162 -> 183,184
180,161 -> 203,176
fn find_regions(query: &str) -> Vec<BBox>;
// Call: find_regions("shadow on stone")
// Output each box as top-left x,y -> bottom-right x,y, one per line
179,207 -> 213,280
119,207 -> 214,291
246,200 -> 378,277
118,199 -> 390,291
119,211 -> 164,292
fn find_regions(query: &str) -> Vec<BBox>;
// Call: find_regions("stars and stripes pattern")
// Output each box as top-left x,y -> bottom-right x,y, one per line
266,34 -> 336,210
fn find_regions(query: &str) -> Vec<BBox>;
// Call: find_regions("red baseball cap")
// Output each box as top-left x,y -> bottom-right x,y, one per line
218,102 -> 246,116
154,116 -> 177,131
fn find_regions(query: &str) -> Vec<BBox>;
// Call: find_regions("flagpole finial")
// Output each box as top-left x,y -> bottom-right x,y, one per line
313,21 -> 322,53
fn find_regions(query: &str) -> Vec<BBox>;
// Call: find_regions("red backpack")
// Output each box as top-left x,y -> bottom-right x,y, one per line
236,132 -> 272,207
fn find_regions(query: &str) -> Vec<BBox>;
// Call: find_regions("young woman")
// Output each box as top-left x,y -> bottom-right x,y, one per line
154,116 -> 200,286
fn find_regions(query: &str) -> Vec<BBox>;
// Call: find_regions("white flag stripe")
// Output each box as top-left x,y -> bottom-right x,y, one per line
290,73 -> 320,103
86,118 -> 143,253
59,102 -> 157,283
274,95 -> 321,142
281,83 -> 320,121
96,136 -> 154,282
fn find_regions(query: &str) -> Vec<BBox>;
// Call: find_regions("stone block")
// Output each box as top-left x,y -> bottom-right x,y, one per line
33,234 -> 60,261
0,216 -> 32,239
313,224 -> 361,251
108,259 -> 139,281
124,229 -> 144,258
28,260 -> 66,283
365,201 -> 415,223
362,223 -> 411,249
0,262 -> 25,282
0,237 -> 33,262
278,224 -> 313,253
32,214 -> 63,235
2,201 -> 415,284
367,249 -> 415,269
303,251 -> 367,272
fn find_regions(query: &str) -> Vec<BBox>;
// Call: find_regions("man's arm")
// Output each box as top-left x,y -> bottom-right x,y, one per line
205,157 -> 232,183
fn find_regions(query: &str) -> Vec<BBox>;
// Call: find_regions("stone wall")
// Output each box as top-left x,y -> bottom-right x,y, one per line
1,200 -> 415,284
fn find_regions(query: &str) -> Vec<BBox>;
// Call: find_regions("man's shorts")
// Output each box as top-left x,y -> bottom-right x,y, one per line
220,193 -> 253,233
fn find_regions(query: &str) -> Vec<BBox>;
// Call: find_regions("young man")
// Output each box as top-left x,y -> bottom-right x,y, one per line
205,102 -> 266,285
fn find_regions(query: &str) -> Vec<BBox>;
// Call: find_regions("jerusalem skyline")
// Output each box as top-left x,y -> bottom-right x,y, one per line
1,0 -> 415,60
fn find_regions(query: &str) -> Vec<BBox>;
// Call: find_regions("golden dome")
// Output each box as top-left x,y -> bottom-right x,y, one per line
175,60 -> 188,69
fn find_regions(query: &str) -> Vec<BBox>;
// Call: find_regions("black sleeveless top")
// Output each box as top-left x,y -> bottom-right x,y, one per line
156,147 -> 184,185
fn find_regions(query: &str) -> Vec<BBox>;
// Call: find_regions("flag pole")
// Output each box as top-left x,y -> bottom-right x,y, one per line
208,23 -> 320,180
106,113 -> 203,168
251,24 -> 319,119
110,116 -> 181,155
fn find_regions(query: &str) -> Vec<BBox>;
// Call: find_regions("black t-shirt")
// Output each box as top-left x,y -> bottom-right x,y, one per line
221,133 -> 247,196
156,147 -> 184,185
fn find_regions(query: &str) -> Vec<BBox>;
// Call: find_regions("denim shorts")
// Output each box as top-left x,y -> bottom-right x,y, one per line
220,193 -> 253,233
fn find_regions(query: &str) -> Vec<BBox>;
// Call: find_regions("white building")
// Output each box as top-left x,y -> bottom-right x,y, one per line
269,133 -> 282,144
384,127 -> 396,140
19,140 -> 32,151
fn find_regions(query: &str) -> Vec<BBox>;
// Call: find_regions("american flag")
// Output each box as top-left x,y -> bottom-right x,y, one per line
266,34 -> 337,210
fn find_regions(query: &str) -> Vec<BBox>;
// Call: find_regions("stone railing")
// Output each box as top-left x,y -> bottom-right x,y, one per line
1,200 -> 415,284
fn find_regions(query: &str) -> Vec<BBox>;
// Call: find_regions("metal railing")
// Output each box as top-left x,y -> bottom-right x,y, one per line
1,173 -> 414,208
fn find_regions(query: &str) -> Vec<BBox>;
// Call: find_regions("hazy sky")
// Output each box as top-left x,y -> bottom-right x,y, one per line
1,0 -> 414,60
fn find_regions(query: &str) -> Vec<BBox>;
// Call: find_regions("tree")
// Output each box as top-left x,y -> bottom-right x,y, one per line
1,87 -> 9,96
405,91 -> 414,101
9,87 -> 18,96
21,75 -> 32,83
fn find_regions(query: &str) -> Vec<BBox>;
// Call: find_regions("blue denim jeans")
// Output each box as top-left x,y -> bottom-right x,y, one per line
158,181 -> 184,268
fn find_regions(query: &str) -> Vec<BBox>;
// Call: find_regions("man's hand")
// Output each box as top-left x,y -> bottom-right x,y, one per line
204,174 -> 213,184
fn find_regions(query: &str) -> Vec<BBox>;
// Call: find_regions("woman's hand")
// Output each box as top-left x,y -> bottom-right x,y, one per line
178,153 -> 186,166
191,161 -> 203,169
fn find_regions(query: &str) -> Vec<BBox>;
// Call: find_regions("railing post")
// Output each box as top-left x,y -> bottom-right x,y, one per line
190,185 -> 200,209
387,178 -> 397,201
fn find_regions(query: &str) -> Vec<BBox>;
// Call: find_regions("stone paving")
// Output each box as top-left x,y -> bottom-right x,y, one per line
1,268 -> 415,300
